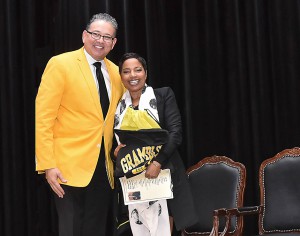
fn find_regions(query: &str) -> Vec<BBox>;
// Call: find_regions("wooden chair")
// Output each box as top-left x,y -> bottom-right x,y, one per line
224,147 -> 300,235
182,155 -> 246,236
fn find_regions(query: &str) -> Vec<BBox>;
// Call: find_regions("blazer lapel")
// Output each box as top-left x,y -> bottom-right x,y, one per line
76,48 -> 103,119
104,58 -> 121,116
154,89 -> 164,127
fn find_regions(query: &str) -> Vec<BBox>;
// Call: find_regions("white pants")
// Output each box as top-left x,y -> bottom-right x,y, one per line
128,200 -> 171,236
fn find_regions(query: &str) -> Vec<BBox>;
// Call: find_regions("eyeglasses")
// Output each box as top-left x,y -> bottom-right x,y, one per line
86,30 -> 114,42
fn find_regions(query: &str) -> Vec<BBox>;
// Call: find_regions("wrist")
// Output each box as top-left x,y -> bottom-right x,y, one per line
152,161 -> 161,168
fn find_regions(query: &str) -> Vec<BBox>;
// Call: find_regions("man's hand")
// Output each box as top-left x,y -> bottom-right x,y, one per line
114,143 -> 126,158
45,168 -> 67,198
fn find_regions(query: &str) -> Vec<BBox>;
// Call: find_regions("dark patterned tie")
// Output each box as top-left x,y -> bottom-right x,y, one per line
93,62 -> 109,117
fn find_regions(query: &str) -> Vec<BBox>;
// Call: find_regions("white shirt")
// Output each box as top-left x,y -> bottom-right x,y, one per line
84,49 -> 111,101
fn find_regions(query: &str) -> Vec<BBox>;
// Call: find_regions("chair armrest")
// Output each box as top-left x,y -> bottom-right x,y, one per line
209,208 -> 230,236
216,206 -> 263,236
226,205 -> 263,217
182,208 -> 230,236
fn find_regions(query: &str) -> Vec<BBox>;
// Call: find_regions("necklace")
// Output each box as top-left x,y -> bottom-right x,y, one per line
132,104 -> 139,110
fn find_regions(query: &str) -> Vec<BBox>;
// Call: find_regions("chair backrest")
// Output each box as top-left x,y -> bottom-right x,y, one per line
184,155 -> 246,235
258,147 -> 300,234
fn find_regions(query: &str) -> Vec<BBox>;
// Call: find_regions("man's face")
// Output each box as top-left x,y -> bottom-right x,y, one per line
82,20 -> 117,61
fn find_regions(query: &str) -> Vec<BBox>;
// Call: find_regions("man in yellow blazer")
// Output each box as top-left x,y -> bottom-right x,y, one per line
35,13 -> 124,236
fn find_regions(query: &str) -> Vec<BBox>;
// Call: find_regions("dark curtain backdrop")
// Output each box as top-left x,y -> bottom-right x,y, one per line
1,0 -> 300,235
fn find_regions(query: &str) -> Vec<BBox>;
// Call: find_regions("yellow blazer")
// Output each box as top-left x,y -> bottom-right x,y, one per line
35,47 -> 124,188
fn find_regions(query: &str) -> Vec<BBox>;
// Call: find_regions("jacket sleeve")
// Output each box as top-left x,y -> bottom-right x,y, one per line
155,87 -> 182,165
35,56 -> 65,171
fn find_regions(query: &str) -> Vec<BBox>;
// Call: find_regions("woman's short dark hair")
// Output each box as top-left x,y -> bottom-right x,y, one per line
118,53 -> 147,73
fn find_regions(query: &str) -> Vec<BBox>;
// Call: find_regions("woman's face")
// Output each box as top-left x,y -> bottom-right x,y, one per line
120,58 -> 147,93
